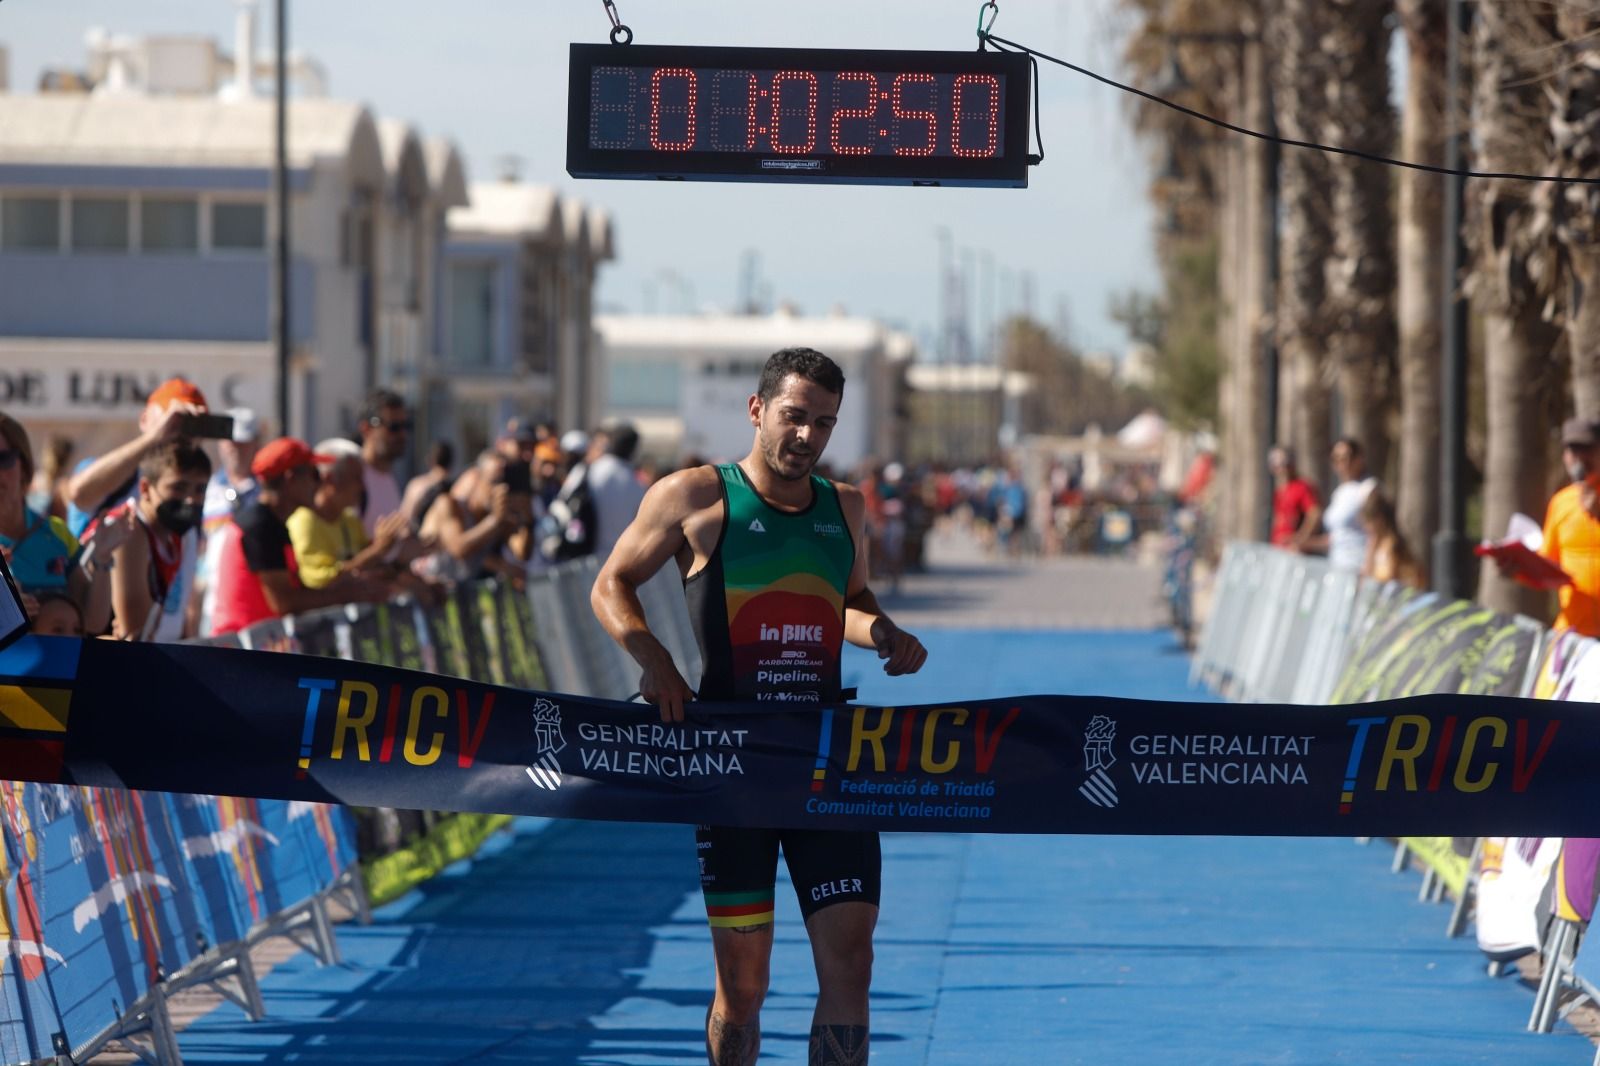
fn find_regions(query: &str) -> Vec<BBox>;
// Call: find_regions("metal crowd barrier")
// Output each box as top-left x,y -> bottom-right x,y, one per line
1192,542 -> 1600,1051
0,558 -> 699,1065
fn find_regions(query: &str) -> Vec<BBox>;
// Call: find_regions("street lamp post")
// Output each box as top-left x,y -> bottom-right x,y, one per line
272,0 -> 291,437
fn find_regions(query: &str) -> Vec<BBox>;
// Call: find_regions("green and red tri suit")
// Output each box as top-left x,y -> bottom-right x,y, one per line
685,462 -> 881,929
685,463 -> 855,704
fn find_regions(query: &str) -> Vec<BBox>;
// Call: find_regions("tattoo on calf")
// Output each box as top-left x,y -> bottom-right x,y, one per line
708,1009 -> 760,1066
809,1024 -> 869,1066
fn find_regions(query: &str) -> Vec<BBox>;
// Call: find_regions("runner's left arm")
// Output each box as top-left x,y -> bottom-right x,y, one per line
837,483 -> 927,677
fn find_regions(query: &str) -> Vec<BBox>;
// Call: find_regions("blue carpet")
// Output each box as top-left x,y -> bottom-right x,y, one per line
176,629 -> 1591,1063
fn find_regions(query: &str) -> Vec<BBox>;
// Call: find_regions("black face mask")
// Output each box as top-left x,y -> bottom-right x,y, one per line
154,499 -> 201,536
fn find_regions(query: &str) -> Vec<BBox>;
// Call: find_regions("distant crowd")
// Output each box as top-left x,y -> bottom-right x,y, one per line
0,379 -> 649,643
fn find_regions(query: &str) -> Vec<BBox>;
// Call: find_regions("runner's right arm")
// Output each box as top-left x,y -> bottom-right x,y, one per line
592,468 -> 714,723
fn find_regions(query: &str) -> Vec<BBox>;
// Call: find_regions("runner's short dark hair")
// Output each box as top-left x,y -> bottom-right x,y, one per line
758,348 -> 845,402
140,440 -> 212,483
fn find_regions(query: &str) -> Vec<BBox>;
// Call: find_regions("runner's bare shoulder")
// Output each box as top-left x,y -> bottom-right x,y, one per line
832,480 -> 867,522
640,465 -> 724,530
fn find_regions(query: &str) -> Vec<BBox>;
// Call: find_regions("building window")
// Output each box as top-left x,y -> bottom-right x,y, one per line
449,262 -> 496,367
609,360 -> 679,410
212,202 -> 266,250
140,197 -> 199,252
0,196 -> 60,251
71,196 -> 130,252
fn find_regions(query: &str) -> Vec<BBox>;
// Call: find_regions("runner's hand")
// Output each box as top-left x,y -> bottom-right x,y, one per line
871,618 -> 927,676
639,657 -> 693,723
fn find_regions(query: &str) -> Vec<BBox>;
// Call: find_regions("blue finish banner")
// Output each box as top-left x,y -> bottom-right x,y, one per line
0,636 -> 1594,837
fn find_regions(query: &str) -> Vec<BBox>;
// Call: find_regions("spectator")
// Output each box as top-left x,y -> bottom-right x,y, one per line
196,407 -> 264,634
210,438 -> 385,635
29,591 -> 83,637
26,435 -> 73,519
401,440 -> 455,531
454,417 -> 537,507
533,438 -> 566,508
65,376 -> 207,537
288,440 -> 408,590
415,453 -> 532,583
586,421 -> 646,562
1360,490 -> 1424,589
1300,438 -> 1377,570
202,407 -> 263,540
1269,445 -> 1320,549
0,411 -> 126,634
356,389 -> 411,536
97,441 -> 212,641
1527,417 -> 1600,637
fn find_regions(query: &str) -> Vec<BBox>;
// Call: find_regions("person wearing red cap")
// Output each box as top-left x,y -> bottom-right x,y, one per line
210,437 -> 387,635
65,377 -> 209,539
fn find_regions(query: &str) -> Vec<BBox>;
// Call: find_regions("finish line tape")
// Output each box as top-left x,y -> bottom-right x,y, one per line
0,636 -> 1589,836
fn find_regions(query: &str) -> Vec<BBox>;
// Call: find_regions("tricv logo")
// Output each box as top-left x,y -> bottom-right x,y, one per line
759,623 -> 824,643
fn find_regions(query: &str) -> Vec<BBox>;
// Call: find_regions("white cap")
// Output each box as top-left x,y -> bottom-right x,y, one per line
560,429 -> 590,454
228,407 -> 261,443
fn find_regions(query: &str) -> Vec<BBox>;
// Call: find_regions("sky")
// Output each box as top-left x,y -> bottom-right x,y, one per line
1,0 -> 1158,357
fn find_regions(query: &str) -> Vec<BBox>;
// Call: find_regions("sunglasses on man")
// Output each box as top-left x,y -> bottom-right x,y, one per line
0,450 -> 19,470
366,416 -> 412,433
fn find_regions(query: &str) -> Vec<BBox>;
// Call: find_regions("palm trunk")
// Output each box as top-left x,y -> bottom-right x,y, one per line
1552,3 -> 1600,419
1323,0 -> 1397,480
1471,0 -> 1563,615
1477,308 -> 1562,616
1271,1 -> 1334,491
1571,247 -> 1600,419
1394,0 -> 1448,572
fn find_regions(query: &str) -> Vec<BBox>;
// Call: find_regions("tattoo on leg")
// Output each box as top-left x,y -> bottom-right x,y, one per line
730,922 -> 772,935
708,1009 -> 760,1066
809,1024 -> 868,1066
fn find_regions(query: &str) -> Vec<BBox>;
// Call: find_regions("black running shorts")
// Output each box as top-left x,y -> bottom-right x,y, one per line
696,826 -> 881,927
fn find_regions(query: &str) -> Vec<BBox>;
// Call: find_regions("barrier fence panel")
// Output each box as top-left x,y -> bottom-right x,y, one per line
1199,542 -> 1600,1048
0,566 -> 590,1065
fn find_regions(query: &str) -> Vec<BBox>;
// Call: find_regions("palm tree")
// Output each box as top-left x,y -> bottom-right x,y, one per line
1393,0 -> 1449,573
1321,0 -> 1397,481
1548,2 -> 1600,418
1270,0 -> 1334,492
1470,0 -> 1565,615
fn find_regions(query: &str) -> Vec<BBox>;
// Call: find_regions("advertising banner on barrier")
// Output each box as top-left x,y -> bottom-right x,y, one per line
3,635 -> 1597,837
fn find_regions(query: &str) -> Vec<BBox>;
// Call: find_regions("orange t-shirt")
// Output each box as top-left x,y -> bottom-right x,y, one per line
1542,482 -> 1600,636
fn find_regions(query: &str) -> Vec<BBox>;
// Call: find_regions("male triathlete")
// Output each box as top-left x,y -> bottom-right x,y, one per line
593,347 -> 927,1066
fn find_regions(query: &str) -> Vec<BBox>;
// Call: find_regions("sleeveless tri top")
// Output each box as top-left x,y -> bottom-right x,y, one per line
685,463 -> 855,703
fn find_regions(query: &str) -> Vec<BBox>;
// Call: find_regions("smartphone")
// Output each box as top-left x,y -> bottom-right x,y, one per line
178,413 -> 237,440
498,459 -> 533,495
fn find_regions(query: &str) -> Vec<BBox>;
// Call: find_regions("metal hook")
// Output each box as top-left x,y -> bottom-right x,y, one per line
602,0 -> 633,44
976,1 -> 999,48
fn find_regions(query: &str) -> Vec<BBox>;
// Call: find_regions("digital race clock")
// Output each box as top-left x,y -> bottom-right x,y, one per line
566,44 -> 1032,187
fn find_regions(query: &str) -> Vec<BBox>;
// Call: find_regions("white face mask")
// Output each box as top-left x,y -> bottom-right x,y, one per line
1569,459 -> 1591,484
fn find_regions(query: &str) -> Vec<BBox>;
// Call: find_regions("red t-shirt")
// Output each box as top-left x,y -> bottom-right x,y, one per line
210,500 -> 299,635
1271,478 -> 1320,546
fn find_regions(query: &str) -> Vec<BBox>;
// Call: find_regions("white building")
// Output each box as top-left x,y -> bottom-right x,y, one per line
440,181 -> 614,455
0,11 -> 625,474
594,309 -> 913,471
0,13 -> 467,457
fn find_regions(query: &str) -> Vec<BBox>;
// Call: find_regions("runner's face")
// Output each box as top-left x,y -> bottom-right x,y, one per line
753,375 -> 841,482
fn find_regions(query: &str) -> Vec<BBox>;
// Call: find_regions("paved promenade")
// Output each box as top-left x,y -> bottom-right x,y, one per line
167,534 -> 1593,1063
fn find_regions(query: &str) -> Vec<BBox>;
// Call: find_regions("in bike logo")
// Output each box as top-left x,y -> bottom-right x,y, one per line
526,698 -> 567,791
1338,713 -> 1562,814
1079,715 -> 1119,808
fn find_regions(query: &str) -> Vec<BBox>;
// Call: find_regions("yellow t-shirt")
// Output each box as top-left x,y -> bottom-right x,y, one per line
1542,482 -> 1600,637
285,507 -> 369,590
